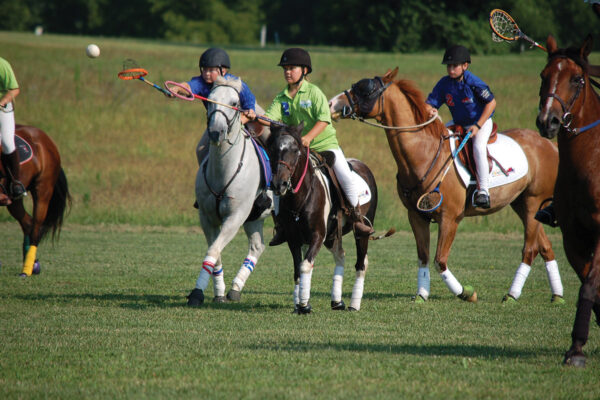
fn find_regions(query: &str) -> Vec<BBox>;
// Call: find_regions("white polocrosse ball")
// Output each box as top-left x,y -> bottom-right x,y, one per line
86,44 -> 100,58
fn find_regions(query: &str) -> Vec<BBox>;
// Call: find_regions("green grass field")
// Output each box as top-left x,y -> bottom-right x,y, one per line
1,222 -> 599,398
2,32 -> 600,398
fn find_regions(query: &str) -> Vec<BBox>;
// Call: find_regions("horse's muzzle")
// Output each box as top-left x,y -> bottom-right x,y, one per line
536,113 -> 561,139
272,179 -> 291,196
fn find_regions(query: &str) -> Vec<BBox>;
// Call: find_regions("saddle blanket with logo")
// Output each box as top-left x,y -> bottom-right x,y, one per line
449,132 -> 528,189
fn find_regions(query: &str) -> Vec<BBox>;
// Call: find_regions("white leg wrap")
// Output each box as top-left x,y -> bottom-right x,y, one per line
441,269 -> 462,296
232,256 -> 256,291
212,265 -> 225,297
293,284 -> 300,306
350,273 -> 365,310
332,266 -> 344,302
545,260 -> 563,297
299,269 -> 313,305
508,262 -> 531,299
417,266 -> 430,300
195,256 -> 217,290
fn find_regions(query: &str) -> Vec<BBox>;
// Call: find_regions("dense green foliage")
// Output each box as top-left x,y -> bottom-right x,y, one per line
1,223 -> 599,398
2,0 -> 600,53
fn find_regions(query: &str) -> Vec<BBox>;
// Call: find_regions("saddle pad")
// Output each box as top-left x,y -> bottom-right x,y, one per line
1,135 -> 33,165
310,156 -> 371,206
249,136 -> 272,189
449,132 -> 528,189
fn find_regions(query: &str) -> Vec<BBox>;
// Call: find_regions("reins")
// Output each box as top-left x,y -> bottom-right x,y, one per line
349,113 -> 442,131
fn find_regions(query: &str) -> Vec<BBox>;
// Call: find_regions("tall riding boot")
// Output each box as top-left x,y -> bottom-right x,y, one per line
269,211 -> 286,246
5,151 -> 26,199
350,204 -> 374,237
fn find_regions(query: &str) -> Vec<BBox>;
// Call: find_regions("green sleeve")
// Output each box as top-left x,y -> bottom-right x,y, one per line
312,86 -> 332,124
265,95 -> 283,122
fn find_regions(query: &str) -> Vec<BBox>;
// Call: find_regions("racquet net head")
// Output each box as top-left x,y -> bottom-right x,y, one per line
164,80 -> 195,101
118,59 -> 148,80
417,190 -> 442,212
489,9 -> 519,42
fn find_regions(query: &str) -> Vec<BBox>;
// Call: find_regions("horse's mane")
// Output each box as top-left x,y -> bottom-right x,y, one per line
549,46 -> 589,72
214,75 -> 243,92
393,79 -> 430,122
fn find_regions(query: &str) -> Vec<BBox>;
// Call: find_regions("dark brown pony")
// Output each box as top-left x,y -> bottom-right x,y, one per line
1,125 -> 70,277
330,68 -> 561,303
267,123 -> 378,313
537,35 -> 600,367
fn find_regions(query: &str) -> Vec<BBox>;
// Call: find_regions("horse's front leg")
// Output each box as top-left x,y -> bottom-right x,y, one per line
407,210 -> 431,301
289,241 -> 304,312
435,217 -> 477,302
297,228 -> 325,314
328,233 -> 346,311
226,219 -> 267,302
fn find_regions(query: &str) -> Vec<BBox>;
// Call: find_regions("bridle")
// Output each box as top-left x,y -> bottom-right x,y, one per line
342,77 -> 441,131
207,84 -> 242,143
541,55 -> 600,136
276,143 -> 310,194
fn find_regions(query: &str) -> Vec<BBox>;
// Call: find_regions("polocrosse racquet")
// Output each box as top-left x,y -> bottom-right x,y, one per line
489,9 -> 546,52
118,59 -> 173,96
164,80 -> 287,127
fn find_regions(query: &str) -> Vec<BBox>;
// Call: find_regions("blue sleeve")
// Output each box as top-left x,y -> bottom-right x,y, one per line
239,81 -> 256,111
426,78 -> 445,109
467,74 -> 495,104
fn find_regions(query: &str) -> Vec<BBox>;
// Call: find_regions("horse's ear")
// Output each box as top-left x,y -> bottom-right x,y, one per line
382,67 -> 399,83
293,122 -> 305,142
547,35 -> 558,54
267,124 -> 281,149
581,34 -> 593,60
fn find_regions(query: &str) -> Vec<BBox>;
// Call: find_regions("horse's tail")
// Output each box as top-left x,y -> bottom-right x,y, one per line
43,168 -> 72,243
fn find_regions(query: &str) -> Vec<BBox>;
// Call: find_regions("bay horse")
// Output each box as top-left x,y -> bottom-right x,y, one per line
267,122 -> 378,313
329,68 -> 563,303
0,125 -> 70,277
187,76 -> 273,306
537,34 -> 600,367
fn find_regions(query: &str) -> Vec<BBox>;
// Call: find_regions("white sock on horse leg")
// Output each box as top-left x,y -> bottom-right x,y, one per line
232,256 -> 256,291
417,266 -> 430,299
196,256 -> 217,290
350,272 -> 365,310
212,265 -> 225,297
293,284 -> 300,306
508,262 -> 531,299
545,260 -> 563,297
332,266 -> 344,302
440,269 -> 463,296
299,267 -> 313,305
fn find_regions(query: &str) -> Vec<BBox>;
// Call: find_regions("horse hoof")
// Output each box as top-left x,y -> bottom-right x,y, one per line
212,296 -> 226,303
186,288 -> 204,307
551,294 -> 565,305
564,354 -> 586,368
19,273 -> 28,278
458,285 -> 477,303
297,303 -> 312,314
331,300 -> 346,310
32,261 -> 41,275
411,294 -> 426,303
347,307 -> 359,312
226,289 -> 241,302
502,294 -> 517,304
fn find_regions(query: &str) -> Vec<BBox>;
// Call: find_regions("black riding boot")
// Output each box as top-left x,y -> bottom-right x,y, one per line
350,205 -> 374,237
2,151 -> 25,199
269,212 -> 286,246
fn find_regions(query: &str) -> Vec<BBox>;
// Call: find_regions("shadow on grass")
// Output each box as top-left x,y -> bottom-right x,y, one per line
13,292 -> 289,311
245,340 -> 557,359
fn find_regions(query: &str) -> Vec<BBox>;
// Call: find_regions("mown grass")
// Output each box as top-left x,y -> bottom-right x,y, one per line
4,31 -> 598,231
1,222 -> 599,399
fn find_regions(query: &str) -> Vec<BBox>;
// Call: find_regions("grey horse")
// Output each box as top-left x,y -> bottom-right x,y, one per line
187,76 -> 273,306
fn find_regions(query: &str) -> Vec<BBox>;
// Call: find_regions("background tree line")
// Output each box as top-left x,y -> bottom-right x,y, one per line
1,0 -> 599,53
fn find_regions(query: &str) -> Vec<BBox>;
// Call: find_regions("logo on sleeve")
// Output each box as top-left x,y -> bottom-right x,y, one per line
282,102 -> 290,116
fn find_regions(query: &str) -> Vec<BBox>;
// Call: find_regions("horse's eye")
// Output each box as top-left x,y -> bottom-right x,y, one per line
572,75 -> 583,85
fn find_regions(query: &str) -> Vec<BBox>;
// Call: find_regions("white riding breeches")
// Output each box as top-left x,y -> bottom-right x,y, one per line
0,102 -> 16,154
472,118 -> 493,193
330,147 -> 361,206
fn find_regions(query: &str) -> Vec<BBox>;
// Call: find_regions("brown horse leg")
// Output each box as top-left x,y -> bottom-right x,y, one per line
20,190 -> 51,276
564,241 -> 600,367
407,210 -> 431,301
435,218 -> 477,302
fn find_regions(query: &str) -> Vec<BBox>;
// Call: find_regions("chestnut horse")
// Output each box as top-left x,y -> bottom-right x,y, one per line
267,123 -> 378,313
1,125 -> 70,277
329,68 -> 563,303
537,35 -> 600,367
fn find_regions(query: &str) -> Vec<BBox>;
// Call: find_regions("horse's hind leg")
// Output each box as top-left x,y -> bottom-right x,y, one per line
348,234 -> 370,311
226,220 -> 266,302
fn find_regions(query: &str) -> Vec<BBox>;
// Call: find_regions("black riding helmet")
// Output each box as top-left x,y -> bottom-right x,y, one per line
199,48 -> 231,75
442,45 -> 471,65
278,48 -> 312,74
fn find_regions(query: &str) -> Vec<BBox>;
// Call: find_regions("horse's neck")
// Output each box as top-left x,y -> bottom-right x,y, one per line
383,90 -> 444,182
